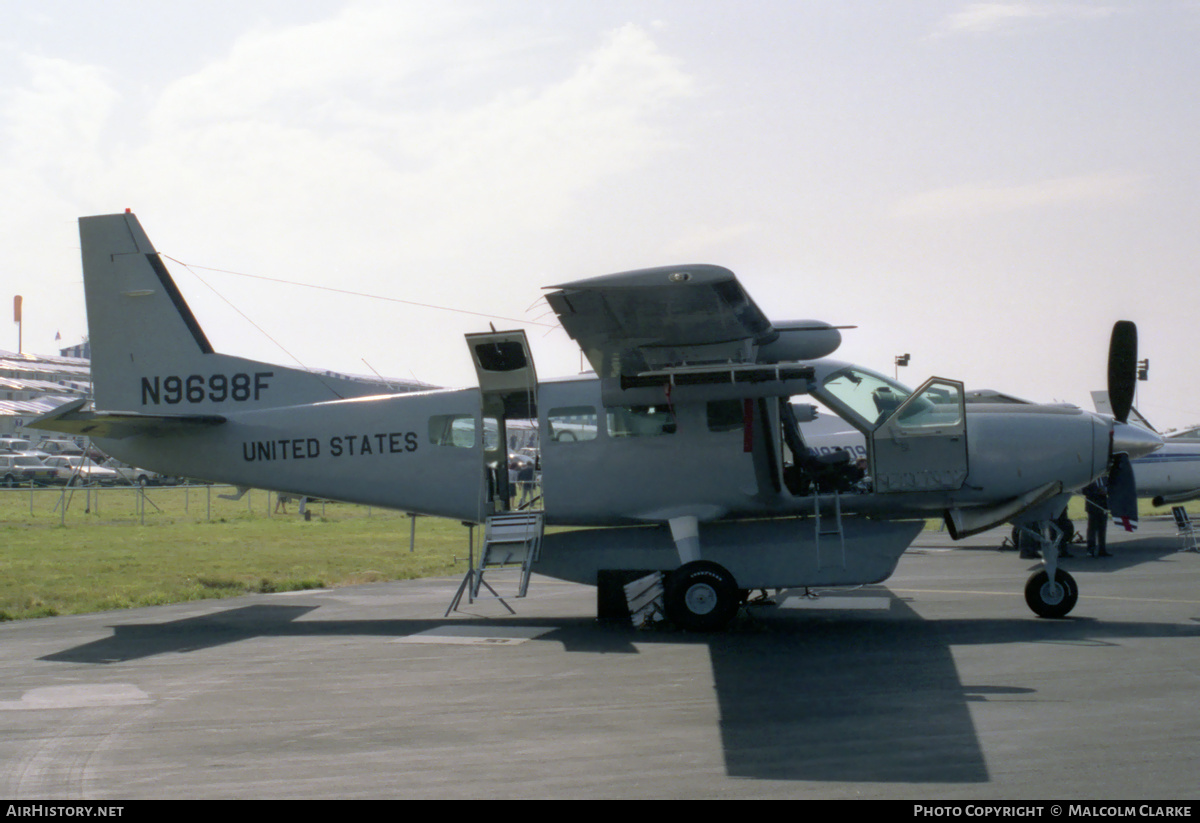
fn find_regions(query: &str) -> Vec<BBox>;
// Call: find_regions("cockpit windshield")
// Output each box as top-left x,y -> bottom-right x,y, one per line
814,366 -> 913,430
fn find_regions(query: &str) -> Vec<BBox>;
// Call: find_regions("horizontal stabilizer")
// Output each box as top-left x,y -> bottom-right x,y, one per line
29,398 -> 225,440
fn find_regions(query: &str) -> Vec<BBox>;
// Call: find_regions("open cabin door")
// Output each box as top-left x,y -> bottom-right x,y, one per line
465,330 -> 538,517
871,377 -> 968,493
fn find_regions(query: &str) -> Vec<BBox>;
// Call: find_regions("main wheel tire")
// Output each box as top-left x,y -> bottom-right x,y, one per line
1024,568 -> 1078,618
664,561 -> 740,632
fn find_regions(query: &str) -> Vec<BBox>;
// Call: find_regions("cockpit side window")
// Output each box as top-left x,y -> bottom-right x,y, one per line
817,367 -> 913,429
893,382 -> 963,430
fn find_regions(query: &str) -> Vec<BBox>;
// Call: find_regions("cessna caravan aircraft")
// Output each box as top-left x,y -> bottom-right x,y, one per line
34,212 -> 1161,629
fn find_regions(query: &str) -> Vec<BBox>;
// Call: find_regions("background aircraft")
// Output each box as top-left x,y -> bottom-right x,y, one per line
1092,392 -> 1200,507
34,212 -> 1159,629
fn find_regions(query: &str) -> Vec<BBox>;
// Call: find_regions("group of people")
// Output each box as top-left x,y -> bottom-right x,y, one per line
1016,478 -> 1112,559
509,456 -> 538,508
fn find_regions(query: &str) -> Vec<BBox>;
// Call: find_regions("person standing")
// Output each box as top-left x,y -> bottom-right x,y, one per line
1082,478 -> 1111,558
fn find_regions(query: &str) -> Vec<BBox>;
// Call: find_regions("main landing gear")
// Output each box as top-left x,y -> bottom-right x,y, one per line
663,560 -> 742,632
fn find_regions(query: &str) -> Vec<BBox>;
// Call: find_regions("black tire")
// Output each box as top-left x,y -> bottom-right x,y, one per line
1024,568 -> 1078,618
664,561 -> 740,632
3,473 -> 16,488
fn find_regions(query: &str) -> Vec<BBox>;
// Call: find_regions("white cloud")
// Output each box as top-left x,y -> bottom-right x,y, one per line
128,15 -> 694,263
660,222 -> 760,259
892,171 -> 1146,219
931,2 -> 1118,37
0,55 -> 118,180
0,3 -> 701,383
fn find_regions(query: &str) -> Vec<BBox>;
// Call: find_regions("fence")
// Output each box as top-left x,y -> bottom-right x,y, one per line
0,481 -> 401,527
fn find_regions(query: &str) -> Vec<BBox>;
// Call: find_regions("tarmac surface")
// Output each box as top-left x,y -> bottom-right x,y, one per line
2,516 -> 1199,800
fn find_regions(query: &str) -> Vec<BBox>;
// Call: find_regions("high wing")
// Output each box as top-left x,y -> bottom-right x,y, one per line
544,265 -> 842,380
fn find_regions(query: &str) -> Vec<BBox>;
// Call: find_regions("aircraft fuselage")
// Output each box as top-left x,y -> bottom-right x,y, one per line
97,374 -> 1115,529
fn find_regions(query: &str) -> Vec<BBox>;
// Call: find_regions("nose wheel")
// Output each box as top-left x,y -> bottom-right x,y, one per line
1024,568 -> 1078,618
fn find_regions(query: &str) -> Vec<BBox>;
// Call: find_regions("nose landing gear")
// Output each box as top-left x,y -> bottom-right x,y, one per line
1024,568 -> 1079,619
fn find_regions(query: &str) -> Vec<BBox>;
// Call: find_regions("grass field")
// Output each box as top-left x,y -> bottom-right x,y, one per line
1,482 -> 1190,622
0,483 -> 475,621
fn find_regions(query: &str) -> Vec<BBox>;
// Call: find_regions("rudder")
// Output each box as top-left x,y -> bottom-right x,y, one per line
81,212 -> 403,413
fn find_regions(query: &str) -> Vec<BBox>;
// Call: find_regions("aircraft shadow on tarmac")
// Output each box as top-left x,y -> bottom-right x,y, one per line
36,600 -> 1200,785
979,530 -> 1191,573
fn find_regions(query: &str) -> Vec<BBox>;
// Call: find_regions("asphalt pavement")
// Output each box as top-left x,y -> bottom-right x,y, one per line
2,516 -> 1198,799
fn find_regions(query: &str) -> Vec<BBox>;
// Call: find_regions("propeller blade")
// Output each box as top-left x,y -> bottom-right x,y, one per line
1108,452 -> 1139,532
1107,320 -> 1137,424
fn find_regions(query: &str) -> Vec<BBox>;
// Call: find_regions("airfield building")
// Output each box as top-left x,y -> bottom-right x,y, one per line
0,347 -> 92,437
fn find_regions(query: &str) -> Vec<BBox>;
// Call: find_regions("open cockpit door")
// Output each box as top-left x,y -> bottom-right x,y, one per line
466,331 -> 538,515
871,378 -> 968,493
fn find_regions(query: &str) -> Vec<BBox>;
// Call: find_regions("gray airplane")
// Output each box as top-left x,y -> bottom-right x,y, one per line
34,212 -> 1160,628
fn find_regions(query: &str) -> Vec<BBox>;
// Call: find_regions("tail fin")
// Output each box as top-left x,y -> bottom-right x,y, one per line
81,212 -> 398,413
1089,390 -> 1156,432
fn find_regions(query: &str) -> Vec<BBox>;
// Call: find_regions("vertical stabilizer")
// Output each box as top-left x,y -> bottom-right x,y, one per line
81,212 -> 403,412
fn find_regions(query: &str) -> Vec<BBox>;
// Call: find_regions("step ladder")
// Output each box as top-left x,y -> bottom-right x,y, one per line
446,512 -> 544,615
1172,506 -> 1199,553
813,491 -> 846,570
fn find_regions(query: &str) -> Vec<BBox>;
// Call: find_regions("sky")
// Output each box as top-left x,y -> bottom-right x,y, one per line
2,0 -> 1198,429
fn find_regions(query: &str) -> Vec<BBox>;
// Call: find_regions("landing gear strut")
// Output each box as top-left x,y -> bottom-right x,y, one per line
1017,518 -> 1079,618
663,560 -> 740,631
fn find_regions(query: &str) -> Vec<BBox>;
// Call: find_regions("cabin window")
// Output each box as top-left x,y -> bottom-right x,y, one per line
607,405 -> 676,438
706,399 -> 744,433
546,406 -> 598,442
428,414 -> 477,448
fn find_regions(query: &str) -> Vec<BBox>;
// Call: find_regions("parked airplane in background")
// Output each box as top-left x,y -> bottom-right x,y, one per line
1092,392 -> 1200,507
34,212 -> 1160,628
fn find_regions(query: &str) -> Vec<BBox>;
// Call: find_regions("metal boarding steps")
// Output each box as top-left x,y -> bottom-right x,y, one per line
1172,506 -> 1199,553
813,491 -> 846,569
446,512 -> 544,615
